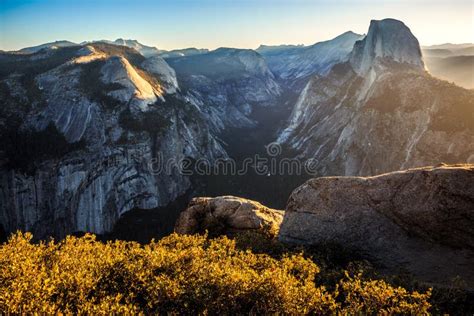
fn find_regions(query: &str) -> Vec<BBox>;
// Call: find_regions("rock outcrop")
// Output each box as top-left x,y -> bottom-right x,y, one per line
350,19 -> 424,75
279,164 -> 474,287
101,55 -> 159,110
175,196 -> 284,237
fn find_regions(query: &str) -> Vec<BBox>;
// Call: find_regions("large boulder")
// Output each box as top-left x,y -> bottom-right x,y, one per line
279,164 -> 474,287
175,196 -> 284,237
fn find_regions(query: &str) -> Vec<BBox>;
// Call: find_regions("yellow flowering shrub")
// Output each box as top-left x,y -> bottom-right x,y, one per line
339,272 -> 431,315
0,232 -> 430,314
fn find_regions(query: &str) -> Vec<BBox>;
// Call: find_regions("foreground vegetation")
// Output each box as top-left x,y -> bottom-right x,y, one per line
0,232 -> 432,314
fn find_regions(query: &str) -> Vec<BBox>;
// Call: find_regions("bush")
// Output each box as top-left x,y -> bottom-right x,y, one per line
0,232 -> 431,314
339,272 -> 431,315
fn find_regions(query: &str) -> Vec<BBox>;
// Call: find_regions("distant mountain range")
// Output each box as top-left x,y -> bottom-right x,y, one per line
15,39 -> 209,59
421,43 -> 474,89
1,19 -> 473,239
15,37 -> 472,90
18,40 -> 79,54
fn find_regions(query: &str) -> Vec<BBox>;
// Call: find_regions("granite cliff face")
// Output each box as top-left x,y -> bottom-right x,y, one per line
257,31 -> 364,89
277,19 -> 474,176
278,164 -> 474,287
167,48 -> 282,130
0,43 -> 226,238
349,19 -> 424,75
0,41 -> 287,238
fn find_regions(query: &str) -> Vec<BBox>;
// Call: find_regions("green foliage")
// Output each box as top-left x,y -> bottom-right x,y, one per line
1,123 -> 85,175
429,82 -> 474,133
0,83 -> 31,124
0,47 -> 79,80
117,94 -> 201,139
365,83 -> 402,113
384,272 -> 474,315
90,43 -> 145,68
118,108 -> 170,136
167,49 -> 247,81
0,48 -> 80,107
0,232 -> 431,315
78,59 -> 125,109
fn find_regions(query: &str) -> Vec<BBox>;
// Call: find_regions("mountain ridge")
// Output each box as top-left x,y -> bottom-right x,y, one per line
1,18 -> 473,240
277,18 -> 474,176
257,31 -> 364,87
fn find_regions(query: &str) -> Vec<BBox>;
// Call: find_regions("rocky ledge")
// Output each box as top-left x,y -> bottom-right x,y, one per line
174,196 -> 284,237
279,164 -> 474,287
177,165 -> 474,288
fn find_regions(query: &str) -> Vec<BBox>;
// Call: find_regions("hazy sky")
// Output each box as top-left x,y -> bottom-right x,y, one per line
0,0 -> 473,51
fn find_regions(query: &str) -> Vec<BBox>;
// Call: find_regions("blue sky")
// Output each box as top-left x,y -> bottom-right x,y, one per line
0,0 -> 473,51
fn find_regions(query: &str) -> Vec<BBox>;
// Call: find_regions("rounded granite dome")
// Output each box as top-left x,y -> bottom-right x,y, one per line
350,18 -> 424,75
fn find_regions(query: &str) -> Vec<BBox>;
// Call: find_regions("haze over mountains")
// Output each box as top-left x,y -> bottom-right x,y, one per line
421,43 -> 474,89
0,18 -> 473,240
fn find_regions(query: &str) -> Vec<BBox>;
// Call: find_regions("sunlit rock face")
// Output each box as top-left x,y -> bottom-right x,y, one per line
84,38 -> 164,58
141,56 -> 179,94
175,196 -> 284,237
0,43 -> 226,238
350,19 -> 424,75
277,18 -> 474,176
